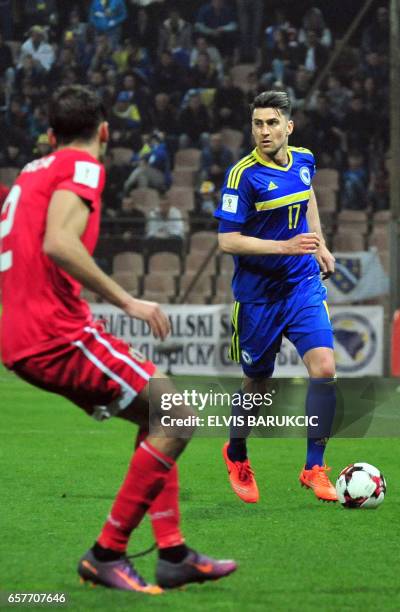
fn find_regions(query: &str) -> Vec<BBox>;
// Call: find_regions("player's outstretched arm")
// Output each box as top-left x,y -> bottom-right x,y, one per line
218,231 -> 320,256
43,190 -> 170,340
307,187 -> 335,278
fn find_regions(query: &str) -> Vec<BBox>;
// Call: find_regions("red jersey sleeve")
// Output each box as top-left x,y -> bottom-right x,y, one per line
51,152 -> 105,208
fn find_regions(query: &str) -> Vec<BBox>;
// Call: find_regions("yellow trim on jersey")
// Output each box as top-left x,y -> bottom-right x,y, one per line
229,301 -> 241,362
288,146 -> 314,157
252,147 -> 293,172
227,155 -> 257,189
323,300 -> 330,321
227,155 -> 252,188
255,189 -> 311,211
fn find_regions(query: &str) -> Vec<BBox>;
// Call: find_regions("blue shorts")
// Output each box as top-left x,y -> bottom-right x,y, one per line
229,276 -> 334,378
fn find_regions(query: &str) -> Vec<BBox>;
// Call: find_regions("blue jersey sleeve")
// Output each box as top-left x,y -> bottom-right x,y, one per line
214,170 -> 254,226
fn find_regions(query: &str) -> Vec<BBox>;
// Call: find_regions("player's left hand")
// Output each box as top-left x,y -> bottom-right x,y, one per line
316,244 -> 335,280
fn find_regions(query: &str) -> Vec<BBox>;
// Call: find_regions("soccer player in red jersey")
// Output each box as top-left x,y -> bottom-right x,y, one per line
0,85 -> 236,593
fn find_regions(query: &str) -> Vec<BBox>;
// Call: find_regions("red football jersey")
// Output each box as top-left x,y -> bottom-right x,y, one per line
0,148 -> 105,366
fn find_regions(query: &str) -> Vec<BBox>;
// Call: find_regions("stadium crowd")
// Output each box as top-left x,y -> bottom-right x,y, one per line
0,1 -> 390,248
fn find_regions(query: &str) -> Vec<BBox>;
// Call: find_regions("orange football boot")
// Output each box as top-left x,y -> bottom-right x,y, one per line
222,442 -> 259,503
299,464 -> 338,502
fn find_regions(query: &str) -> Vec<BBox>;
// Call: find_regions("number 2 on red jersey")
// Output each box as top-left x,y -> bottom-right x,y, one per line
0,185 -> 21,272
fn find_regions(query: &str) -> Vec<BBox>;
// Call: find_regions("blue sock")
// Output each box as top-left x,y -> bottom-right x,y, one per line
305,377 -> 336,469
227,389 -> 260,462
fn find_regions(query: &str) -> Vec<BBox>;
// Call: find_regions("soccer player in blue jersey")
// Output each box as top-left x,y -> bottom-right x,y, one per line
215,90 -> 338,503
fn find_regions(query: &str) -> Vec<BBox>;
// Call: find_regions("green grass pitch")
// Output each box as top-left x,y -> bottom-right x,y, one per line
1,366 -> 400,611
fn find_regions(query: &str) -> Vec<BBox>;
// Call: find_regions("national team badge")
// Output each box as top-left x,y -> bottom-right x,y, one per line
241,350 -> 253,365
299,166 -> 311,185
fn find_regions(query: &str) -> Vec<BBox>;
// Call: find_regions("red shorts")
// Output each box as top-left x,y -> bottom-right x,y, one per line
12,324 -> 156,419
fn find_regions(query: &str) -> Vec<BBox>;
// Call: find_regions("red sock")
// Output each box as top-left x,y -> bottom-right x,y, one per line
135,430 -> 184,549
98,441 -> 174,552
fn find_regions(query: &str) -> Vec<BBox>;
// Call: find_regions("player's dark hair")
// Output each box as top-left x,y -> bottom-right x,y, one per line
250,91 -> 292,118
48,85 -> 106,145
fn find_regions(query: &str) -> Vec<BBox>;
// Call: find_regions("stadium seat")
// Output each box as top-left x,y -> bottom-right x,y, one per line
220,128 -> 243,158
172,167 -> 196,187
337,210 -> 369,235
143,273 -> 176,296
6,40 -> 21,62
219,254 -> 235,275
141,290 -> 171,302
185,250 -> 217,274
166,186 -> 195,211
174,148 -> 201,168
333,231 -> 365,251
111,271 -> 141,293
190,231 -> 217,252
179,272 -> 212,298
148,252 -> 181,274
230,63 -> 256,92
130,188 -> 160,212
372,210 -> 391,225
80,288 -> 101,303
368,227 -> 390,251
314,186 -> 337,212
110,147 -> 133,165
113,251 -> 144,275
312,169 -> 340,191
0,167 -> 19,186
184,293 -> 208,304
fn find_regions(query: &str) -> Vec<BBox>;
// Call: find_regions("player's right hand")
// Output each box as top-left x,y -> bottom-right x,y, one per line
124,298 -> 171,340
283,233 -> 320,255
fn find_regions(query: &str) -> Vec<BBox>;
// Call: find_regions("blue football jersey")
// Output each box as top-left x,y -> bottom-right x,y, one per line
214,146 -> 320,302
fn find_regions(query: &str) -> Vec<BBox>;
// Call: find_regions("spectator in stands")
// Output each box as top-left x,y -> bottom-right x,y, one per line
236,0 -> 263,62
145,195 -> 185,251
0,0 -> 13,40
288,110 -> 319,152
124,131 -> 171,192
153,50 -> 187,100
0,33 -> 14,81
190,35 -> 223,80
33,133 -> 52,158
259,29 -> 299,87
368,158 -> 389,211
195,0 -> 238,57
200,132 -> 233,189
102,150 -> 129,211
341,150 -> 369,210
178,90 -> 211,149
23,0 -> 58,29
362,6 -> 389,56
298,29 -> 329,77
340,96 -> 373,151
158,7 -> 192,60
325,74 -> 352,121
198,180 -> 217,215
6,97 -> 31,132
89,0 -> 127,49
18,26 -> 55,73
307,93 -> 344,165
29,105 -> 48,139
213,73 -> 245,130
361,51 -> 389,88
298,7 -> 332,48
291,65 -> 312,110
15,54 -> 44,93
112,90 -> 141,129
66,8 -> 88,47
0,138 -> 29,168
189,51 -> 219,89
151,92 -> 179,152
